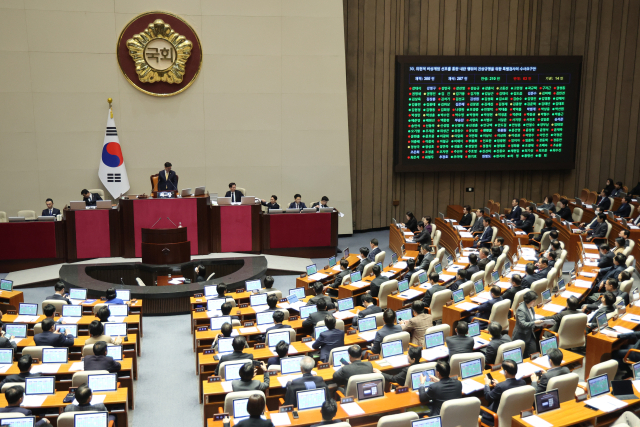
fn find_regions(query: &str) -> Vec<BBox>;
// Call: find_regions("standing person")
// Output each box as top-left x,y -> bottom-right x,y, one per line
512,291 -> 545,357
260,195 -> 280,210
157,162 -> 178,191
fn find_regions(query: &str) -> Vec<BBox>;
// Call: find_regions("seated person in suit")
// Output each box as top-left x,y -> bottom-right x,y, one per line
514,211 -> 535,234
214,336 -> 253,376
80,189 -> 102,206
42,198 -> 60,218
232,361 -> 270,391
584,277 -> 623,310
422,272 -> 446,309
0,321 -> 17,350
449,269 -> 467,292
493,237 -> 506,255
596,244 -> 615,269
546,250 -> 557,269
84,341 -> 121,373
539,195 -> 557,212
445,321 -> 474,358
400,301 -> 432,348
614,237 -> 626,255
302,298 -> 330,330
612,181 -> 624,198
422,215 -> 433,234
96,306 -> 111,323
404,258 -> 419,281
312,196 -> 330,209
502,274 -> 523,304
367,239 -> 381,262
225,182 -> 244,203
468,285 -> 502,321
477,248 -> 491,271
483,322 -> 511,366
353,294 -> 382,328
265,310 -> 291,334
506,198 -> 522,221
531,348 -> 570,393
356,247 -> 371,273
467,254 -> 480,275
586,214 -> 608,242
258,276 -> 275,294
235,394 -> 272,427
85,320 -> 123,345
267,341 -> 289,368
367,264 -> 386,298
409,221 -> 432,246
488,246 -> 501,263
312,315 -> 345,362
619,229 -> 632,246
553,199 -> 573,222
586,291 -> 617,332
332,345 -> 373,392
329,258 -> 351,297
195,264 -> 207,282
459,205 -> 473,226
63,384 -> 115,425
0,386 -> 50,426
529,218 -> 557,247
400,211 -> 418,233
220,302 -> 241,323
371,309 -> 402,354
473,218 -> 493,248
521,263 -> 537,289
532,257 -> 551,281
612,327 -> 640,375
375,345 -> 423,387
211,322 -> 248,351
264,294 -> 282,313
614,196 -> 633,218
0,355 -> 41,389
157,162 -> 178,191
260,195 -> 280,210
34,318 -> 74,347
288,193 -> 306,210
417,360 -> 462,416
105,287 -> 124,304
417,243 -> 435,271
283,356 -> 329,406
469,209 -> 485,233
310,399 -> 341,427
216,283 -> 228,299
308,282 -> 333,308
482,360 -> 527,426
596,253 -> 626,289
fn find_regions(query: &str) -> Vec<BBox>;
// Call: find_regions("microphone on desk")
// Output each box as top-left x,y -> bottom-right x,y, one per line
150,217 -> 162,229
166,217 -> 178,228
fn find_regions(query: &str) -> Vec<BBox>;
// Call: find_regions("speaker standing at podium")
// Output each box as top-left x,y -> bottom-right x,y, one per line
225,182 -> 244,203
157,162 -> 178,191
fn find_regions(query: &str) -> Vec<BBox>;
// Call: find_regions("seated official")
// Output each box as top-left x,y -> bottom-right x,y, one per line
614,196 -> 632,217
81,189 -> 102,207
467,254 -> 480,275
302,298 -> 330,330
332,345 -> 373,392
310,400 -> 341,427
542,296 -> 579,338
502,274 -> 523,304
232,361 -> 270,392
0,355 -> 41,389
422,272 -> 446,308
612,328 -> 640,375
445,321 -> 474,358
529,218 -> 557,247
585,276 -> 623,307
483,322 -> 511,366
506,199 -> 522,221
417,243 -> 435,271
579,207 -> 603,233
546,250 -> 558,269
105,287 -> 124,305
356,247 -> 371,273
553,199 -> 573,222
85,320 -> 123,345
596,253 -> 626,287
371,309 -> 402,354
367,239 -> 381,262
473,218 -> 493,248
220,302 -> 241,322
514,212 -> 535,234
267,341 -> 289,367
259,276 -> 275,294
214,336 -> 253,376
585,292 -> 617,332
195,264 -> 207,282
288,193 -> 306,209
532,257 -> 551,281
63,384 -> 115,425
328,259 -> 350,297
410,221 -> 432,245
376,345 -> 422,387
493,237 -> 506,254
216,283 -> 228,299
400,211 -> 418,233
0,322 -> 17,350
469,209 -> 485,233
521,263 -> 536,289
468,286 -> 502,321
235,394 -> 273,427
34,318 -> 74,347
226,182 -> 244,203
0,386 -> 50,426
614,237 -> 626,255
400,301 -> 432,348
96,306 -> 111,323
482,360 -> 526,426
539,195 -> 556,212
596,189 -> 612,210
264,294 -> 280,313
596,244 -> 615,269
353,294 -> 382,328
46,282 -> 70,304
449,269 -> 467,292
531,348 -> 569,393
42,198 -> 60,218
541,239 -> 561,259
312,315 -> 344,362
367,265 -> 386,298
157,162 -> 178,191
260,195 -> 280,210
417,360 -> 462,416
307,283 -> 333,308
284,356 -> 328,406
488,246 -> 501,263
312,196 -> 330,209
211,322 -> 248,351
477,248 -> 491,271
404,258 -> 418,280
586,214 -> 608,242
459,205 -> 473,226
265,310 -> 292,334
84,341 -> 121,373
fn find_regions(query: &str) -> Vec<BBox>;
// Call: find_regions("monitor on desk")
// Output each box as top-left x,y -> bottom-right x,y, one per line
381,339 -> 404,358
249,293 -> 268,307
107,304 -> 128,317
503,347 -> 523,364
207,298 -> 226,312
194,186 -> 206,196
343,247 -> 350,259
56,324 -> 78,337
0,417 -> 35,427
337,298 -> 354,312
350,271 -> 362,283
460,358 -> 483,380
424,331 -> 444,349
557,278 -> 566,291
452,289 -> 464,303
467,322 -> 480,338
0,280 -> 13,292
204,285 -> 217,298
474,280 -> 484,294
62,304 -> 82,317
306,264 -> 318,276
596,313 -> 609,332
267,330 -> 291,347
391,252 -> 398,265
103,322 -> 127,337
332,349 -> 350,368
289,288 -> 306,300
434,263 -> 443,275
314,326 -> 328,340
217,337 -> 234,354
68,288 -> 87,300
115,290 -> 131,301
0,349 -> 13,365
286,294 -> 299,304
232,398 -> 250,419
96,200 -> 111,209
446,255 -> 454,267
396,307 -> 412,322
42,347 -> 68,364
300,305 -> 317,319
358,316 -> 377,333
633,362 -> 640,380
410,369 -> 436,390
256,311 -> 274,326
269,209 -> 284,214
296,388 -> 326,411
210,316 -> 232,331
503,261 -> 511,274
74,412 -> 108,427
280,356 -> 304,375
328,256 -> 337,268
418,271 -> 428,284
541,289 -> 551,304
217,197 -> 232,206
411,417 -> 442,427
225,363 -> 245,381
5,324 -> 27,339
490,271 -> 500,284
535,389 -> 561,415
245,280 -> 262,292
587,374 -> 610,398
397,279 -> 409,293
240,197 -> 256,205
18,303 -> 37,316
356,379 -> 384,401
181,188 -> 192,197
25,377 -> 55,396
540,337 -> 558,356
107,345 -> 123,361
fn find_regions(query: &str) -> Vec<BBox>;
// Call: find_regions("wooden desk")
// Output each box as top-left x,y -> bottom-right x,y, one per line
0,291 -> 24,312
434,217 -> 474,256
388,223 -> 418,256
0,221 -> 67,272
295,254 -> 361,290
261,211 -> 338,258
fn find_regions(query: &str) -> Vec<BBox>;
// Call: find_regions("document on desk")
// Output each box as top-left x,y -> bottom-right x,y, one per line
454,225 -> 467,230
72,394 -> 106,406
253,305 -> 270,313
508,362 -> 541,379
574,279 -> 593,288
455,302 -> 479,311
402,256 -> 414,260
522,255 -> 538,261
14,315 -> 39,323
332,265 -> 342,272
621,314 -> 640,324
20,395 -> 47,407
269,413 -> 291,426
456,257 -> 469,263
334,311 -> 356,320
585,252 -> 600,259
585,394 -> 627,412
61,317 -> 81,324
459,232 -> 473,238
583,243 -> 598,249
461,379 -> 484,394
446,265 -> 463,272
633,380 -> 640,394
31,363 -> 61,374
439,273 -> 456,282
69,361 -> 84,372
257,324 -> 274,333
305,340 -> 316,350
613,326 -> 634,334
220,381 -> 233,392
580,272 -> 597,278
515,231 -> 527,235
531,356 -> 564,370
308,273 -> 328,281
560,291 -> 582,299
168,278 -> 186,285
521,415 -> 553,427
496,281 -> 512,289
380,271 -> 395,278
513,264 -> 527,271
358,330 -> 377,342
108,316 -> 126,323
341,402 -> 365,416
584,260 -> 599,267
403,232 -> 414,236
422,347 -> 449,361
240,327 -> 258,334
350,281 -> 369,288
0,364 -> 11,374
397,289 -> 423,300
542,303 -> 565,313
394,262 -> 407,269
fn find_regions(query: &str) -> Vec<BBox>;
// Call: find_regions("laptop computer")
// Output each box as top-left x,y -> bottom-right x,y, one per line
397,279 -> 410,294
418,271 -> 428,285
0,417 -> 36,427
460,358 -> 483,380
540,289 -> 552,304
194,186 -> 206,196
540,337 -> 558,356
55,324 -> 78,337
314,326 -> 328,339
74,412 -> 108,427
503,347 -> 524,364
210,316 -> 232,331
18,303 -> 38,316
61,304 -> 82,319
611,380 -> 637,400
107,304 -> 128,317
106,345 -> 123,361
381,339 -> 406,365
268,209 -> 285,214
490,271 -> 500,285
296,388 -> 326,411
0,280 -> 13,292
534,389 -> 561,415
332,349 -> 350,368
225,363 -> 246,382
633,362 -> 640,380
357,316 -> 377,341
467,322 -> 489,348
587,374 -> 610,398
256,311 -> 274,327
207,298 -> 226,312
115,289 -> 130,301
350,271 -> 362,283
356,379 -> 384,401
103,322 -> 127,337
42,348 -> 68,364
337,298 -> 354,312
396,307 -> 412,322
37,216 -> 55,221
300,305 -> 317,319
25,376 -> 55,396
452,289 -> 465,303
210,193 -> 218,203
241,197 -> 255,205
557,278 -> 566,292
289,288 -> 306,300
411,417 -> 442,427
69,288 -> 87,300
217,337 -> 234,354
343,247 -> 350,259
181,188 -> 192,197
69,201 -> 86,210
203,285 -> 218,299
5,324 -> 27,339
88,373 -> 117,392
0,349 -> 13,365
267,330 -> 291,348
410,368 -> 436,390
434,263 -> 443,275
7,217 -> 26,222
328,256 -> 337,268
280,356 -> 304,375
306,264 -> 318,276
249,293 -> 268,307
232,398 -> 251,420
474,280 -> 485,294
217,197 -> 232,205
96,200 -> 111,209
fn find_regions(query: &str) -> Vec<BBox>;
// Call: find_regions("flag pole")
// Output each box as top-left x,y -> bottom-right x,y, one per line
108,97 -> 113,118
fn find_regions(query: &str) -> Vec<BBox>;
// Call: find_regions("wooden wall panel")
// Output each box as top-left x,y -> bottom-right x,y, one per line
344,0 -> 640,231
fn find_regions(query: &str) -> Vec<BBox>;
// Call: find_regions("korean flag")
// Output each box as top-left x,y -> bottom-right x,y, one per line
98,107 -> 130,198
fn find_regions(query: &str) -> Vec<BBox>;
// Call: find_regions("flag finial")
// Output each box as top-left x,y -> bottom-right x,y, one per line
108,98 -> 113,118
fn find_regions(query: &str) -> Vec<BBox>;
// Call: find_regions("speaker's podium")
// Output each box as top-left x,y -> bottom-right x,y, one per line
141,228 -> 190,265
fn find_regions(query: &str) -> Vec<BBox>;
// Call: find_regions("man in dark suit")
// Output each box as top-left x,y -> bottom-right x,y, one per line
312,315 -> 345,362
157,162 -> 178,191
267,341 -> 289,367
417,243 -> 435,271
502,274 -> 523,304
312,196 -> 330,209
410,222 -> 432,245
42,198 -> 60,218
236,395 -> 273,427
612,182 -> 624,198
34,318 -> 74,347
265,310 -> 292,335
0,322 -> 16,351
232,361 -> 270,392
614,196 -> 633,218
0,355 -> 41,389
0,386 -> 50,426
532,257 -> 551,281
225,182 -> 244,203
507,199 -> 522,221
612,328 -> 640,375
81,189 -> 102,206
449,269 -> 468,292
597,244 -> 615,269
332,345 -> 373,392
46,282 -> 70,305
473,218 -> 493,248
417,360 -> 462,416
488,246 -> 501,263
284,356 -> 329,406
288,194 -> 306,209
445,321 -> 474,358
596,189 -> 612,210
477,248 -> 491,271
469,209 -> 485,233
260,195 -> 280,210
521,263 -> 537,289
367,265 -> 386,298
302,298 -> 330,330
371,309 -> 402,354
467,254 -> 480,275
310,400 -> 342,427
62,384 -> 115,426
482,360 -> 527,425
586,292 -> 617,331
376,346 -> 422,388
531,348 -> 570,393
554,199 -> 573,222
543,296 -> 580,337
515,212 -> 535,234
484,322 -> 512,366
353,294 -> 382,328
214,336 -> 253,375
469,286 -> 502,321
355,247 -> 371,273
422,272 -> 446,309
404,258 -> 419,282
588,214 -> 609,243
84,341 -> 121,373
307,283 -> 333,309
367,239 -> 381,262
329,259 -> 351,297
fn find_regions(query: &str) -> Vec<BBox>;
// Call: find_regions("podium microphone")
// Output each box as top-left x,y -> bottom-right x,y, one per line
120,278 -> 125,289
166,217 -> 178,228
150,217 -> 162,229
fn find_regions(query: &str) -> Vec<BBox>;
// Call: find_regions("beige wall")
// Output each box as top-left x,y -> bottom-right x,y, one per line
0,0 -> 353,234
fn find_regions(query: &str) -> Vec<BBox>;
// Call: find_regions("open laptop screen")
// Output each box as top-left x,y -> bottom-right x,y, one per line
357,379 -> 384,401
115,290 -> 131,301
300,305 -> 317,319
88,373 -> 117,392
106,345 -> 123,361
503,347 -> 523,364
540,337 -> 558,356
0,417 -> 35,427
207,298 -> 226,312
306,265 -> 317,276
18,304 -> 37,316
410,369 -> 436,390
289,288 -> 306,300
296,388 -> 325,411
337,298 -> 354,312
0,280 -> 13,292
5,324 -> 27,338
411,417 -> 442,427
424,331 -> 444,349
250,294 -> 268,307
69,288 -> 87,300
535,389 -> 560,415
217,337 -> 234,354
314,326 -> 328,340
332,350 -> 350,368
587,374 -> 609,398
452,289 -> 465,303
62,305 -> 82,317
0,349 -> 13,365
210,316 -> 231,331
103,322 -> 127,337
358,317 -> 377,332
396,308 -> 412,322
398,279 -> 409,293
245,280 -> 262,292
460,358 -> 483,380
467,322 -> 480,337
42,348 -> 68,364
381,340 -> 403,358
74,413 -> 108,427
280,357 -> 303,375
267,331 -> 290,347
25,377 -> 55,395
256,312 -> 274,325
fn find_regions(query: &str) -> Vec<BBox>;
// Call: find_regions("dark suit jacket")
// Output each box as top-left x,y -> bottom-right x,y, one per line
405,217 -> 418,232
474,296 -> 503,320
419,377 -> 463,416
33,331 -> 74,347
354,305 -> 382,327
312,328 -> 345,362
478,227 -> 493,246
214,351 -> 254,375
618,331 -> 640,361
460,213 -> 473,226
534,366 -> 570,393
482,378 -> 527,425
467,264 -> 479,275
596,196 -> 611,210
283,373 -> 328,406
356,259 -> 371,274
46,293 -> 71,304
417,253 -> 435,271
157,170 -> 178,191
332,361 -> 373,386
382,362 -> 420,387
236,416 -> 274,427
507,206 -> 522,221
445,334 -> 474,357
369,276 -> 386,298
449,279 -> 465,292
0,372 -> 41,389
591,221 -> 608,239
478,258 -> 490,271
331,270 -> 351,289
302,310 -> 330,330
414,229 -> 432,245
83,193 -> 103,206
532,267 -> 551,282
423,284 -> 446,308
83,355 -> 121,373
267,356 -> 281,367
41,208 -> 60,217
470,217 -> 485,233
368,247 -> 381,262
485,335 -> 512,365
288,202 -> 307,209
261,201 -> 280,210
225,190 -> 244,202
615,203 -> 631,218
557,207 -> 572,221
371,324 -> 402,354
232,371 -> 270,391
598,251 -> 615,269
521,274 -> 536,289
512,303 -> 537,344
502,286 -> 521,304
545,309 -> 580,333
0,336 -> 16,351
515,216 -> 535,234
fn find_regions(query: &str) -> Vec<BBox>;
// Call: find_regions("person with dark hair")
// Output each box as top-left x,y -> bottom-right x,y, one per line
445,321 -> 474,357
81,189 -> 102,206
329,259 -> 351,298
46,282 -> 70,304
417,243 -> 435,271
531,348 -> 569,393
502,274 -> 522,304
467,253 -> 479,275
157,162 -> 178,191
477,248 -> 491,271
332,345 -> 373,390
365,239 -> 381,263
595,189 -> 612,210
586,277 -> 622,307
597,253 -> 626,288
513,291 -> 545,357
449,269 -> 467,292
308,282 -> 333,308
484,322 -> 511,365
530,217 -> 557,247
410,221 -> 432,246
371,309 -> 402,354
267,341 -> 289,367
539,196 -> 556,212
460,205 -> 473,226
86,320 -> 122,345
353,294 -> 382,328
612,181 -> 624,198
404,258 -> 418,280
63,384 -> 114,425
288,194 -> 306,210
265,294 -> 280,312
105,287 -> 124,304
422,272 -> 446,308
543,296 -> 580,337
587,291 -> 617,331
400,301 -> 432,347
611,326 -> 640,374
515,211 -> 535,234
42,198 -> 60,218
488,246 -> 501,262
587,214 -> 609,243
265,310 -> 291,335
225,182 -> 244,203
0,386 -> 50,425
260,195 -> 279,210
232,361 -> 269,391
312,315 -> 344,362
310,399 -> 341,427
356,247 -> 371,274
217,283 -> 228,298
261,276 -> 275,292
421,215 -> 433,234
418,360 -> 462,415
34,318 -> 74,347
473,217 -> 493,248
0,355 -> 40,389
614,196 -> 633,218
482,360 -> 526,425
506,198 -> 522,221
368,265 -> 386,298
302,298 -> 330,330
521,263 -> 536,289
375,346 -> 422,386
220,302 -> 240,323
401,211 -> 418,233
312,196 -> 330,209
284,357 -> 328,406
211,322 -> 243,351
84,341 -> 121,373
469,209 -> 485,233
235,394 -> 273,427
0,321 -> 16,350
214,336 -> 253,376
605,179 -> 615,194
195,264 -> 207,282
469,286 -> 502,321
614,237 -> 626,255
493,237 -> 506,255
96,306 -> 111,322
532,258 -> 550,281
554,199 -> 572,222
